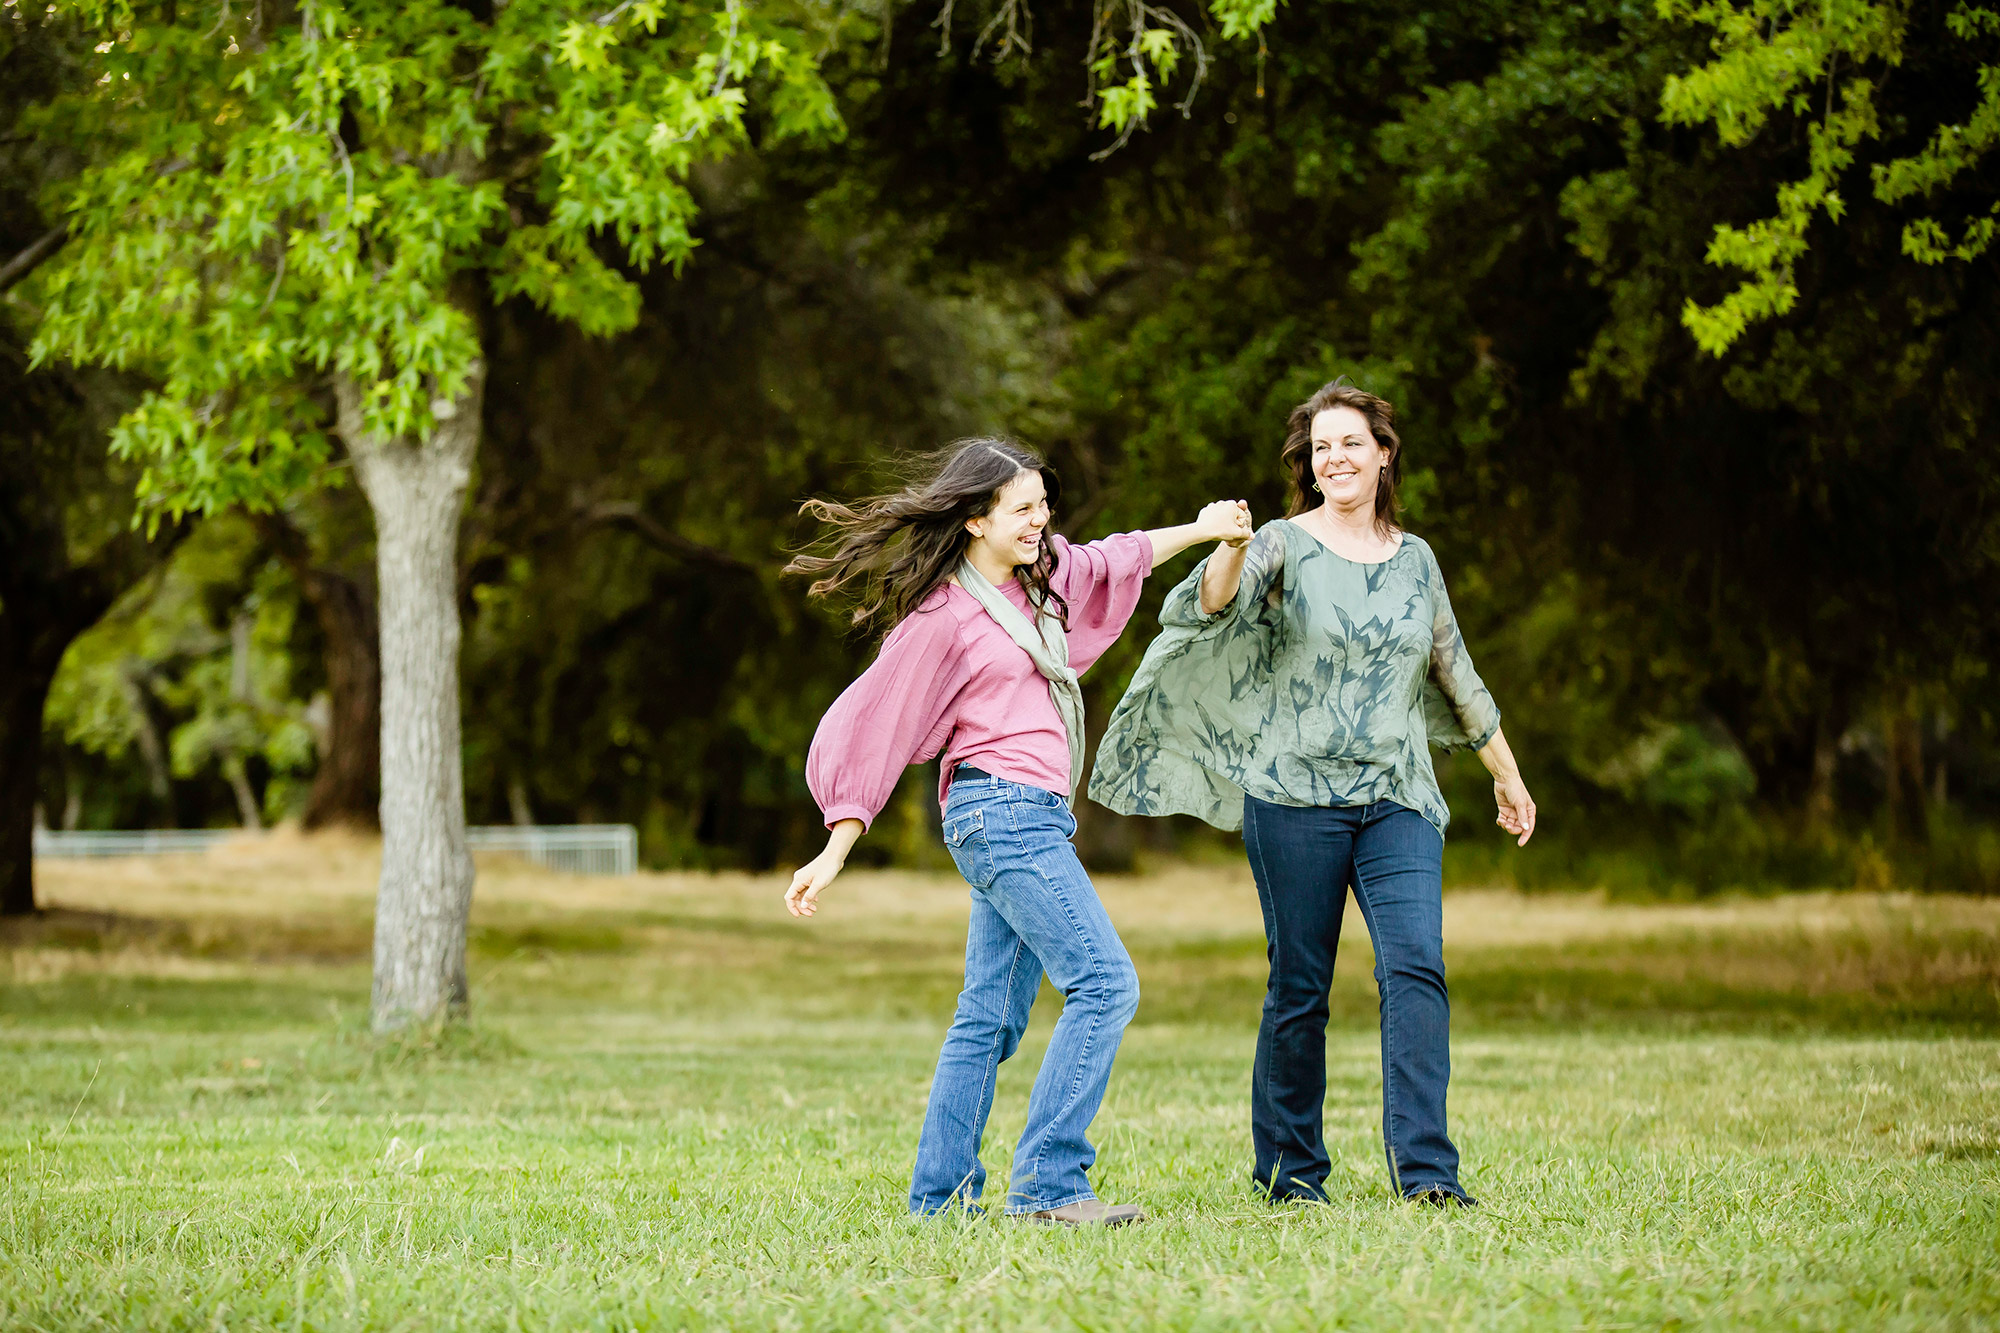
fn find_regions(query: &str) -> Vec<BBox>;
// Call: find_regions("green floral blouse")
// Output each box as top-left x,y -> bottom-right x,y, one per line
1088,519 -> 1501,835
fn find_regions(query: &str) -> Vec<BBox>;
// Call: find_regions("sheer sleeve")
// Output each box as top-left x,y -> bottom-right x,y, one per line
1159,521 -> 1287,630
1418,542 -> 1501,752
806,605 -> 968,830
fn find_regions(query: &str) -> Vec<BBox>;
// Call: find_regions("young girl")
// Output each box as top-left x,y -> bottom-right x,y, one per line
784,437 -> 1251,1226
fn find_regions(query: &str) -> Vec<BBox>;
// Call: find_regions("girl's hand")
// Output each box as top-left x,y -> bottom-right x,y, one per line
1494,773 -> 1537,846
785,818 -> 864,918
785,851 -> 844,917
1197,499 -> 1254,547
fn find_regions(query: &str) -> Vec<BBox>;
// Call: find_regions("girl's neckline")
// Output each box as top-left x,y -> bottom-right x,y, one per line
1282,515 -> 1407,567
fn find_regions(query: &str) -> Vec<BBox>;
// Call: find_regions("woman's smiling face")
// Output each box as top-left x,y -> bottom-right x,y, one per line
1311,406 -> 1387,507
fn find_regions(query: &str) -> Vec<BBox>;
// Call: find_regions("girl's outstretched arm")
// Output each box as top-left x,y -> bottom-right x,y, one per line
786,818 -> 863,917
1148,500 -> 1253,568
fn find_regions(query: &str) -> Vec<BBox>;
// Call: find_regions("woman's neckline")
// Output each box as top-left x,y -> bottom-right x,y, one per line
1282,515 -> 1407,567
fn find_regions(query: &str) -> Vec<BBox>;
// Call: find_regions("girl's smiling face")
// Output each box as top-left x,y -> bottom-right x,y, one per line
967,468 -> 1051,569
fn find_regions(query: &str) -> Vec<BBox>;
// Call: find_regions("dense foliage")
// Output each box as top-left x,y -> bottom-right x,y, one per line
12,0 -> 2000,892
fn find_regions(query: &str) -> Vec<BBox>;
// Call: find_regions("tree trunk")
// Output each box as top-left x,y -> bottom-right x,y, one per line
507,775 -> 534,827
256,512 -> 381,829
1886,705 -> 1928,846
0,665 -> 59,917
339,365 -> 485,1032
224,756 -> 264,831
303,570 -> 381,829
1805,706 -> 1839,832
0,507 -> 185,916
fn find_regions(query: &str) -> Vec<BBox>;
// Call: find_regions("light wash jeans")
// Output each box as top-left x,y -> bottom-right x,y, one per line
909,767 -> 1140,1215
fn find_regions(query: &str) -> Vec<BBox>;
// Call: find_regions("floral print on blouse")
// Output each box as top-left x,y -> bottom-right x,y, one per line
1088,519 -> 1501,835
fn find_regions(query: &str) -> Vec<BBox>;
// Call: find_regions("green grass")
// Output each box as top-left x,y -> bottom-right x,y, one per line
4,846 -> 1998,1330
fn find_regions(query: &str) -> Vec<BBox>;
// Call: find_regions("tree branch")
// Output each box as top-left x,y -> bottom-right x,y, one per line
578,500 -> 757,573
0,225 -> 68,295
57,515 -> 193,638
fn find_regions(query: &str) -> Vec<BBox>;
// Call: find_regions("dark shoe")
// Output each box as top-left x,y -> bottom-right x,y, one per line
1404,1188 -> 1478,1208
1024,1199 -> 1148,1226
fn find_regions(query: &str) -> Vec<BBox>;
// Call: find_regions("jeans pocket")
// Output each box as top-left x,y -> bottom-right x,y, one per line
942,808 -> 994,888
943,808 -> 984,848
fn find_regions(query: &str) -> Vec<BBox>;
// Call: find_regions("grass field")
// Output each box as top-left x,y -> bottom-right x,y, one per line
4,833 -> 1998,1331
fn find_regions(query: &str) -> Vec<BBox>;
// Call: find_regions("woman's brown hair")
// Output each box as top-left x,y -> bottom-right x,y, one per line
1280,379 -> 1403,536
785,438 -> 1068,636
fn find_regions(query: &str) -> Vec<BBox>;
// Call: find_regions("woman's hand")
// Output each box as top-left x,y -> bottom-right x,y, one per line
1194,502 -> 1256,613
1197,499 -> 1254,547
785,818 -> 864,918
1147,499 -> 1253,567
1475,727 -> 1536,846
1493,772 -> 1537,846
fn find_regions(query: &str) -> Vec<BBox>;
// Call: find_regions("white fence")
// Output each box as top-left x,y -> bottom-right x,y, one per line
463,825 -> 638,877
32,824 -> 640,877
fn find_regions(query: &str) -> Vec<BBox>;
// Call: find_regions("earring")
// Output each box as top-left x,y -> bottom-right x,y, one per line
1313,481 -> 1323,492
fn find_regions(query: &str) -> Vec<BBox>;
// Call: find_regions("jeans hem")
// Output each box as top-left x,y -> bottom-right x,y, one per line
1003,1189 -> 1096,1216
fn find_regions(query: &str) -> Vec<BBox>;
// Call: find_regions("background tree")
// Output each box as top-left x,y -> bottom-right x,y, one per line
25,0 -> 844,1026
253,489 -> 381,830
812,0 -> 2000,885
17,0 -> 1997,909
19,0 -> 1283,1021
1,2 -> 187,918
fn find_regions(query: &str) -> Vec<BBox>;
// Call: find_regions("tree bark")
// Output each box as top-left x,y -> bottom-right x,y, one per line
224,757 -> 263,830
1805,705 -> 1840,832
339,365 -> 484,1031
122,665 -> 177,825
255,511 -> 381,828
0,522 -> 187,915
1885,704 -> 1928,846
0,665 -> 60,917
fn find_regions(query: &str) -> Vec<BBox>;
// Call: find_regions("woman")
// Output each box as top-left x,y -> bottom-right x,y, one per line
1091,380 -> 1536,1208
784,437 -> 1252,1225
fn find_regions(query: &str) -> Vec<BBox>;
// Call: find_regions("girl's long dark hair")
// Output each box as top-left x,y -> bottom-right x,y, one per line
1280,378 -> 1403,536
786,438 -> 1069,635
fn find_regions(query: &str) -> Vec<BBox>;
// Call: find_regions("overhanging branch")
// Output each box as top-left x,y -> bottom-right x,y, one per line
0,225 -> 68,295
579,500 -> 758,573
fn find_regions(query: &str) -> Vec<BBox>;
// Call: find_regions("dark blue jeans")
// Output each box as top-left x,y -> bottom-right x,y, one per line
1242,794 -> 1467,1202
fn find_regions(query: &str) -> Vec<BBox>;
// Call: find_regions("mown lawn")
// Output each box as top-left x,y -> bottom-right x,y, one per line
3,834 -> 1997,1331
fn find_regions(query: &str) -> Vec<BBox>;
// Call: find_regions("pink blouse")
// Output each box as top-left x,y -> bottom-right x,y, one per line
807,532 -> 1155,829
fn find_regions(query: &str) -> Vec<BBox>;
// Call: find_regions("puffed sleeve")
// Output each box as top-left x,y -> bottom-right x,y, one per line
1419,542 -> 1501,752
1048,532 -> 1154,673
806,603 -> 968,829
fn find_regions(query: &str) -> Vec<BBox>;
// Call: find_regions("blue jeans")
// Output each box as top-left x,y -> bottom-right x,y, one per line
1242,794 -> 1467,1202
910,769 -> 1140,1215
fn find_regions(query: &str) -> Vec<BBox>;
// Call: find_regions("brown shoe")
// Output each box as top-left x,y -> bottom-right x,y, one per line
1024,1200 -> 1148,1226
